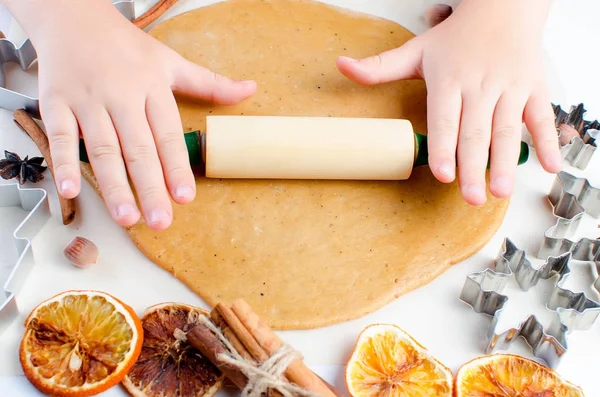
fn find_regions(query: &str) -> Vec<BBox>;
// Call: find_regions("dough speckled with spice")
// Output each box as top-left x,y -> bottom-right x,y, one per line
81,0 -> 509,329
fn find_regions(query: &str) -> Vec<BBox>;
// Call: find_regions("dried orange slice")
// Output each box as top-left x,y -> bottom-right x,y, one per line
19,290 -> 143,397
455,354 -> 584,396
345,323 -> 453,396
121,302 -> 224,397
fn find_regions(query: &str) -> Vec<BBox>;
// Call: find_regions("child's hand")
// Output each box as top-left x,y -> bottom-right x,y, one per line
337,0 -> 561,205
8,0 -> 256,230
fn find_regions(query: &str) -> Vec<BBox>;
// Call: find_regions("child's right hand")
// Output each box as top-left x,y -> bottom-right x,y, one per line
9,0 -> 256,230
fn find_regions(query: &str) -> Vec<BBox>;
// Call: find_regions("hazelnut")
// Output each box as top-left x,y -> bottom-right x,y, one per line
424,4 -> 453,28
64,236 -> 99,268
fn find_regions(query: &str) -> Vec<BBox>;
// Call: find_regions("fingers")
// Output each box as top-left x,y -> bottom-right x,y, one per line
170,55 -> 257,105
146,87 -> 196,205
523,88 -> 562,173
489,93 -> 527,198
336,37 -> 423,85
426,82 -> 462,183
40,100 -> 81,199
457,92 -> 498,206
108,102 -> 173,230
74,105 -> 141,227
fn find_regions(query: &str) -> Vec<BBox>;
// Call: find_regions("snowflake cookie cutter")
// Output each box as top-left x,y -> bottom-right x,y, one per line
553,103 -> 598,170
459,237 -> 600,369
0,183 -> 50,336
0,0 -> 135,118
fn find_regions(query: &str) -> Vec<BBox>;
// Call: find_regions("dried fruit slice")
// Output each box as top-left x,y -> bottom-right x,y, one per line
121,303 -> 224,397
345,323 -> 453,397
455,354 -> 584,396
19,290 -> 143,397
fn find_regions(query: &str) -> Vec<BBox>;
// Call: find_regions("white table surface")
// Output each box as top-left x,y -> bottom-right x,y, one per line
0,0 -> 599,395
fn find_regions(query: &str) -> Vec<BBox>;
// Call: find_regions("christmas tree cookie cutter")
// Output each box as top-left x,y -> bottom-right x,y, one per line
0,183 -> 50,336
459,237 -> 600,369
0,0 -> 135,118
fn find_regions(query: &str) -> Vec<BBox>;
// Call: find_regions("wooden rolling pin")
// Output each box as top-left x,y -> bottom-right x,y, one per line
79,115 -> 529,180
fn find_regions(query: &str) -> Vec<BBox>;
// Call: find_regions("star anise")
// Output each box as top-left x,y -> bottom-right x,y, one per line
0,150 -> 47,184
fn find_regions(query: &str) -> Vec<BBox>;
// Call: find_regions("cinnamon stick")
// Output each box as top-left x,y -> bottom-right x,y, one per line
186,317 -> 284,397
213,304 -> 287,397
210,309 -> 253,360
133,0 -> 179,29
185,325 -> 248,389
13,109 -> 76,225
214,303 -> 269,362
231,299 -> 337,397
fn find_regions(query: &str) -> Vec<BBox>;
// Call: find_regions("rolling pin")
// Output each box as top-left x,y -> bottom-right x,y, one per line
78,115 -> 529,180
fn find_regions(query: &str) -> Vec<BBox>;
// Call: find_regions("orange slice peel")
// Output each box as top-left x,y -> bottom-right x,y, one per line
19,290 -> 143,397
345,323 -> 453,397
455,353 -> 584,396
121,302 -> 224,397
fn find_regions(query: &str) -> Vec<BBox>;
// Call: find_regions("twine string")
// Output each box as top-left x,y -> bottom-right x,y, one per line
192,314 -> 320,397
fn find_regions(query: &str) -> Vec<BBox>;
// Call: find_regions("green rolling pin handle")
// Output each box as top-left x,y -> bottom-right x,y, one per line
186,130 -> 202,166
413,132 -> 529,168
80,131 -> 529,169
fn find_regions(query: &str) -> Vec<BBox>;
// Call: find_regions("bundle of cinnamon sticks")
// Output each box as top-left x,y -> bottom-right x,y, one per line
186,299 -> 339,397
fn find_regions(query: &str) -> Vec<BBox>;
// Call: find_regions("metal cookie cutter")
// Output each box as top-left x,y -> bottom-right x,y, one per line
0,183 -> 50,336
561,129 -> 598,171
114,0 -> 136,20
553,103 -> 598,170
0,0 -> 135,118
537,170 -> 600,309
538,171 -> 600,260
0,36 -> 38,117
459,237 -> 600,369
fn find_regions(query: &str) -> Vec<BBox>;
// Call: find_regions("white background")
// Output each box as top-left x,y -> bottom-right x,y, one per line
0,0 -> 599,395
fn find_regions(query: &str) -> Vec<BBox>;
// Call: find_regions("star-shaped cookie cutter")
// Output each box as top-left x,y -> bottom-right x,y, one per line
459,237 -> 600,369
553,103 -> 598,170
0,0 -> 135,118
0,183 -> 50,336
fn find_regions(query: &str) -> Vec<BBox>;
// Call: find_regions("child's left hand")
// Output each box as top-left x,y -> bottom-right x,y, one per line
336,0 -> 562,206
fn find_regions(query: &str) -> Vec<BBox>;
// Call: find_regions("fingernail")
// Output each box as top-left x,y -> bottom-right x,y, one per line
437,161 -> 454,178
116,203 -> 137,219
148,208 -> 169,226
464,184 -> 486,201
240,80 -> 256,86
60,179 -> 75,194
175,184 -> 194,200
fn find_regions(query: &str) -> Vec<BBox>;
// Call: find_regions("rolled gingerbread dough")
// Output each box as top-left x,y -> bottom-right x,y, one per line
81,0 -> 508,329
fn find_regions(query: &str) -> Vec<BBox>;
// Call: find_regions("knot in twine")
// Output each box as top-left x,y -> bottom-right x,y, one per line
196,315 -> 320,397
